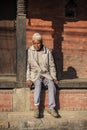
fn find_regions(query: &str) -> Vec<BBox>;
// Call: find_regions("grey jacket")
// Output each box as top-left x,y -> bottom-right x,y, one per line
26,45 -> 57,82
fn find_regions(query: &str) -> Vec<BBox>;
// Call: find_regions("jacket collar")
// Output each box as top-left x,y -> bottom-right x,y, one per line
30,45 -> 47,53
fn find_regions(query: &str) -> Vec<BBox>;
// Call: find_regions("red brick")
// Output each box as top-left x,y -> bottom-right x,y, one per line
30,89 -> 87,111
0,90 -> 13,112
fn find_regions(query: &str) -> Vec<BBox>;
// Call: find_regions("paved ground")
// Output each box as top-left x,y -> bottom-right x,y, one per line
0,110 -> 87,130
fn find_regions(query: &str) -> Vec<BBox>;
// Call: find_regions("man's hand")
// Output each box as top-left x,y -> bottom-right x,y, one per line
26,80 -> 33,87
53,79 -> 59,85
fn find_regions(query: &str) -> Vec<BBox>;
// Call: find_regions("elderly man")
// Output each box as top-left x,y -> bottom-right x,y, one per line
26,33 -> 59,118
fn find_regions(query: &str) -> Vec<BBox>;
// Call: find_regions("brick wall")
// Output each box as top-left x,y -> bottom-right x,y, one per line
0,90 -> 13,112
0,88 -> 87,112
62,21 -> 87,78
26,0 -> 87,79
30,89 -> 87,111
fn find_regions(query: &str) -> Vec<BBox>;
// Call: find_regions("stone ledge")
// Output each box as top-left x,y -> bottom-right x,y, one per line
29,78 -> 87,89
0,78 -> 87,89
58,78 -> 87,89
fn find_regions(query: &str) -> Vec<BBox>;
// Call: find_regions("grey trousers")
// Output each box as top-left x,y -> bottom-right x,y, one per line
34,77 -> 56,109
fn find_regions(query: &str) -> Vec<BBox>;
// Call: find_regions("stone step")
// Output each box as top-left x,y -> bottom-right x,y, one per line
0,111 -> 87,130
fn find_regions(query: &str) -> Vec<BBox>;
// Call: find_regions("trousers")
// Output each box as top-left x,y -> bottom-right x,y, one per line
34,76 -> 56,109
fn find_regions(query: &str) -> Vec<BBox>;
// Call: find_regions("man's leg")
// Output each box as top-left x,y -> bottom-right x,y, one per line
34,77 -> 42,118
34,78 -> 42,118
34,77 -> 42,106
47,79 -> 56,109
47,79 -> 58,117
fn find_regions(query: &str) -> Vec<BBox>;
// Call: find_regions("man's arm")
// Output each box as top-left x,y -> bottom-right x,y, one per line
26,49 -> 33,87
48,50 -> 58,84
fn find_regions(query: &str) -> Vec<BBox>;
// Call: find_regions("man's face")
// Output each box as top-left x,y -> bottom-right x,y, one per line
32,39 -> 42,51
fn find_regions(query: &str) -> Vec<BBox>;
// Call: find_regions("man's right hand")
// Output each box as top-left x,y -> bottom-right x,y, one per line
26,80 -> 33,87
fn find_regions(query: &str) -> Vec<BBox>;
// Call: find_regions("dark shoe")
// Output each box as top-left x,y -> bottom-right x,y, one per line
47,108 -> 59,118
34,106 -> 40,118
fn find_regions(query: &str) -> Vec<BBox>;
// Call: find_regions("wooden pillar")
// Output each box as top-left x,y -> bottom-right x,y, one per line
16,0 -> 26,87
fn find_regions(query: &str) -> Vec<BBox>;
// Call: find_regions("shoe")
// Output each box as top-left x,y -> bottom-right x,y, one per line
47,108 -> 58,118
34,106 -> 40,118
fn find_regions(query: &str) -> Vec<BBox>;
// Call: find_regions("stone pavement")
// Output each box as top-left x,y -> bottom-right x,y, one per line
0,110 -> 87,130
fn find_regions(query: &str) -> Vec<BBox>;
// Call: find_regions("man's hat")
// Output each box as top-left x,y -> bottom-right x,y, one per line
32,33 -> 42,41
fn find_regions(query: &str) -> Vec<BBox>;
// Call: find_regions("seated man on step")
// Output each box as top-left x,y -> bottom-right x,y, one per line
26,32 -> 59,118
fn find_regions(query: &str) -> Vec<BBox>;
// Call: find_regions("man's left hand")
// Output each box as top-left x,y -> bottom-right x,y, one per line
53,79 -> 59,85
